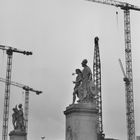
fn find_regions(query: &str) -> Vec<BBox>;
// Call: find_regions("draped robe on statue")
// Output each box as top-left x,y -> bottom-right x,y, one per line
78,66 -> 98,103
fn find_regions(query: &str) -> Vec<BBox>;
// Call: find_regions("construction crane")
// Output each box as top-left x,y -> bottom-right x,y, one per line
23,86 -> 42,135
86,0 -> 140,140
0,77 -> 42,136
0,45 -> 32,140
93,37 -> 104,140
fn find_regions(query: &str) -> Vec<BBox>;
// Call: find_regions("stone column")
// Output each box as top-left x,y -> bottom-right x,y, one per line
64,102 -> 98,140
9,130 -> 27,140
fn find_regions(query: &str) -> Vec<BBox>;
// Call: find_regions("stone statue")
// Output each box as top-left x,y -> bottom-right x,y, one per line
72,69 -> 82,104
12,105 -> 18,129
72,59 -> 98,103
12,104 -> 25,131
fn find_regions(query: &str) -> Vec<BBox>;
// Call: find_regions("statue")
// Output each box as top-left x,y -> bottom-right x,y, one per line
72,69 -> 82,104
12,105 -> 18,130
72,59 -> 98,103
12,104 -> 25,131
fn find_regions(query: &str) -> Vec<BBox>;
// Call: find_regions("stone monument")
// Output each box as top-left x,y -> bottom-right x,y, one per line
64,59 -> 98,140
9,104 -> 27,140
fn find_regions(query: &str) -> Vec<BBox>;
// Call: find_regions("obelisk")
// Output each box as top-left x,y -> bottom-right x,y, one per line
64,59 -> 98,140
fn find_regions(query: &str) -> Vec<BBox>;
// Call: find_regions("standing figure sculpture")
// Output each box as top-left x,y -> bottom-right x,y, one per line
12,105 -> 19,130
81,59 -> 92,96
12,104 -> 25,131
72,69 -> 82,104
17,104 -> 25,130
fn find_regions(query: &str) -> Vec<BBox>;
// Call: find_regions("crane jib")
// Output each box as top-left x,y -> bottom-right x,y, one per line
86,0 -> 140,11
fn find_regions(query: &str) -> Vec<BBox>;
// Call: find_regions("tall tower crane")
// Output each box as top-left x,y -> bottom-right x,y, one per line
86,0 -> 140,140
93,37 -> 104,140
0,45 -> 32,140
0,77 -> 42,136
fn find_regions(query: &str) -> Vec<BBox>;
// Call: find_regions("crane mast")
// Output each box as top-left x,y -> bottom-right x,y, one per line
24,90 -> 29,134
0,45 -> 32,140
2,49 -> 13,140
22,86 -> 42,134
86,0 -> 140,140
123,9 -> 135,140
93,37 -> 104,140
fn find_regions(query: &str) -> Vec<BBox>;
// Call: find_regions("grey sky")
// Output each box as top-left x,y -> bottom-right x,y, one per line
0,0 -> 140,140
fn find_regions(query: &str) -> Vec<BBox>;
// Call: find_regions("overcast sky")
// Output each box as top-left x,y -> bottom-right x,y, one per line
0,0 -> 140,140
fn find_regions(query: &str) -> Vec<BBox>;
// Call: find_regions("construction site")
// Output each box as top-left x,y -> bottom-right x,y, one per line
0,0 -> 140,140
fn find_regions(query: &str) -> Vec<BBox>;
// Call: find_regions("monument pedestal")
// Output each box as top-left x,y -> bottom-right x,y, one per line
9,130 -> 27,140
64,102 -> 98,140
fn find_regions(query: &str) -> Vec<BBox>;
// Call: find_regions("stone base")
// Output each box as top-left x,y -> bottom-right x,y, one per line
9,130 -> 27,140
64,102 -> 98,140
137,136 -> 140,140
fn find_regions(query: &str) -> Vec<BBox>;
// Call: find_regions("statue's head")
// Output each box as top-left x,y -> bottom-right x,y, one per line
18,104 -> 22,109
75,69 -> 82,74
13,108 -> 16,112
13,107 -> 18,113
81,59 -> 88,67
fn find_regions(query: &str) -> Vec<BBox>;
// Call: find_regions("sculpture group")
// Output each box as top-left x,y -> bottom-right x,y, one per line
12,104 -> 25,131
72,59 -> 98,104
